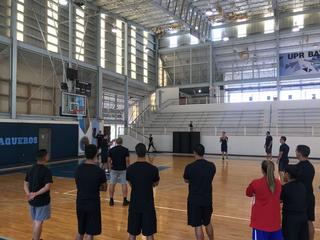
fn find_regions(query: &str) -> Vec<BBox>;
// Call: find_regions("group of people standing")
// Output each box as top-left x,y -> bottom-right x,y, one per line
22,130 -> 316,240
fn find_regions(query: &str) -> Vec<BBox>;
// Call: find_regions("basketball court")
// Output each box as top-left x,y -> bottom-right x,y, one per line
0,155 -> 319,239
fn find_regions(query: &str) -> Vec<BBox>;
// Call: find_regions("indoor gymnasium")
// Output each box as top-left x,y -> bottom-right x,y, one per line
0,0 -> 319,240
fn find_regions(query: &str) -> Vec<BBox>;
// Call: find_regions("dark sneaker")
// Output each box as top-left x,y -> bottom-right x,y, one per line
109,198 -> 114,206
123,199 -> 130,206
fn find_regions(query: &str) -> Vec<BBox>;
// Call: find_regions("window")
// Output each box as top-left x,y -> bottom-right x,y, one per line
116,19 -> 123,74
47,0 -> 59,53
75,7 -> 85,61
143,31 -> 148,83
130,26 -> 136,79
100,13 -> 106,68
293,8 -> 304,29
264,13 -> 275,34
237,23 -> 247,38
211,22 -> 223,41
168,36 -> 178,48
16,0 -> 25,41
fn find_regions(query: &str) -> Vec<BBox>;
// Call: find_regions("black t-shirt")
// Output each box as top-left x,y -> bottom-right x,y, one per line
279,143 -> 289,162
183,159 -> 216,206
75,163 -> 106,204
149,137 -> 153,144
220,137 -> 228,145
96,134 -> 104,146
108,145 -> 129,170
126,161 -> 160,212
265,136 -> 273,147
25,164 -> 53,207
296,160 -> 315,199
281,180 -> 307,217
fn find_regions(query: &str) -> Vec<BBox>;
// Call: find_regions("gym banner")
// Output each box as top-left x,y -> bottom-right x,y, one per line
279,50 -> 320,76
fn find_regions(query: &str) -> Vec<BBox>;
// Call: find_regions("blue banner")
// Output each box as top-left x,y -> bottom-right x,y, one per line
279,50 -> 320,76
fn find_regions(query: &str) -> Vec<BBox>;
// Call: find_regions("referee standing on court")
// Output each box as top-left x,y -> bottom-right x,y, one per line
108,137 -> 130,206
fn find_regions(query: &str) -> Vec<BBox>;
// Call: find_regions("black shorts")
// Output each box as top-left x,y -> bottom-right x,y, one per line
282,214 -> 309,240
77,201 -> 101,236
221,145 -> 227,153
278,160 -> 289,172
128,208 -> 157,236
265,147 -> 272,154
307,195 -> 315,221
187,203 -> 213,227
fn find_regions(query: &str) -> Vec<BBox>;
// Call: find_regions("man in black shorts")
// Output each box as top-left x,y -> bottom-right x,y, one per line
264,131 -> 273,160
295,145 -> 315,240
126,143 -> 160,240
24,149 -> 53,240
183,144 -> 216,240
281,165 -> 308,240
75,144 -> 107,240
277,136 -> 289,183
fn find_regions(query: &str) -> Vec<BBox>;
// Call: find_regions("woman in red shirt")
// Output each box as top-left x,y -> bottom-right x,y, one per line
246,160 -> 283,240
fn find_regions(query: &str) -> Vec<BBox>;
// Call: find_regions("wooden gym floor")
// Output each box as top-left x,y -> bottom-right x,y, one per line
0,154 -> 319,240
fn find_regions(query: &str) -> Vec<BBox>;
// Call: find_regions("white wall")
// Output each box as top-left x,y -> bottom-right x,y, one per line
123,134 -> 320,158
156,87 -> 179,106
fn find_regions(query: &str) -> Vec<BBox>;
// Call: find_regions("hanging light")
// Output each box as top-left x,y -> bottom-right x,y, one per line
223,36 -> 229,41
292,26 -> 300,32
111,27 -> 117,33
205,9 -> 214,16
59,0 -> 68,5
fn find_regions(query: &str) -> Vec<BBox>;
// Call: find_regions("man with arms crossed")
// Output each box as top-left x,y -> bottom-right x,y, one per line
108,137 -> 130,206
277,136 -> 290,184
295,145 -> 316,240
75,144 -> 107,240
126,143 -> 160,240
24,149 -> 53,240
184,144 -> 216,240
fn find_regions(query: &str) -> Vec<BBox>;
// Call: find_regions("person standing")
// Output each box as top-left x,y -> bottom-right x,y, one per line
126,143 -> 160,240
220,131 -> 228,160
281,165 -> 308,240
24,149 -> 53,240
189,121 -> 194,132
246,160 -> 282,240
295,145 -> 315,240
147,134 -> 157,153
265,131 -> 273,161
277,136 -> 290,184
95,130 -> 104,149
183,144 -> 216,240
100,135 -> 111,169
108,137 -> 130,206
75,144 -> 107,240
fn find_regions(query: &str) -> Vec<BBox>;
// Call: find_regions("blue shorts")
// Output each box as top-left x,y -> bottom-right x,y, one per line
252,229 -> 283,240
30,204 -> 51,221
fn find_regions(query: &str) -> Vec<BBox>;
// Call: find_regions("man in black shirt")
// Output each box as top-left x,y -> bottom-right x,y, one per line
264,131 -> 273,161
147,134 -> 157,153
75,144 -> 107,240
189,121 -> 194,132
295,145 -> 315,240
183,144 -> 216,240
281,165 -> 308,240
95,130 -> 104,149
126,143 -> 160,240
108,137 -> 130,206
277,136 -> 289,183
24,149 -> 53,240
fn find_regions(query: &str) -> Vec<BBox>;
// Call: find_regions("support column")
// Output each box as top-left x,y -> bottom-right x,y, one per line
209,43 -> 213,103
275,7 -> 280,100
68,1 -> 73,68
96,11 -> 103,122
124,22 -> 129,134
10,0 -> 18,119
124,76 -> 129,134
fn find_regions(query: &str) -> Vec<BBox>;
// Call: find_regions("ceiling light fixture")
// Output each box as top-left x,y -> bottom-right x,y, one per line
205,9 -> 214,16
223,36 -> 229,41
59,0 -> 68,5
111,27 -> 117,33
